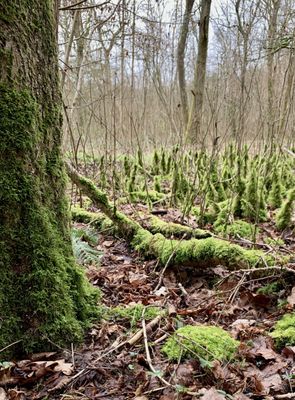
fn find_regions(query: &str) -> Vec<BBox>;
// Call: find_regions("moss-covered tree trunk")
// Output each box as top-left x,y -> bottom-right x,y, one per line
0,1 -> 98,356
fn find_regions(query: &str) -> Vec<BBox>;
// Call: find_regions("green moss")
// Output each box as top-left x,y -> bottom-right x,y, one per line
152,149 -> 160,175
264,237 -> 285,246
154,175 -> 161,193
244,168 -> 267,222
132,228 -> 268,269
162,325 -> 239,362
257,282 -> 280,295
268,169 -> 283,209
213,207 -> 232,231
134,190 -> 165,203
215,220 -> 257,240
148,215 -> 211,239
276,188 -> 295,230
108,304 -> 164,328
0,84 -> 99,357
191,206 -> 217,225
233,176 -> 246,218
71,206 -> 114,232
270,313 -> 295,348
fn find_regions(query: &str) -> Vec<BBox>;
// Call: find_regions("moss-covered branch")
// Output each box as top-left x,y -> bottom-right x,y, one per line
67,164 -> 276,270
144,214 -> 211,239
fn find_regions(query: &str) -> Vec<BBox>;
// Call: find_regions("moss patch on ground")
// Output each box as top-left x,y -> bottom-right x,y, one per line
270,313 -> 295,348
162,325 -> 239,362
215,219 -> 258,240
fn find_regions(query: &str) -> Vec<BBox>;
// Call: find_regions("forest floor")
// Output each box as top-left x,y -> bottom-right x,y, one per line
2,202 -> 295,400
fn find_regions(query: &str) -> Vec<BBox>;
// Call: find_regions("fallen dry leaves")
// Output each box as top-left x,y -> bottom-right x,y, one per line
2,209 -> 295,399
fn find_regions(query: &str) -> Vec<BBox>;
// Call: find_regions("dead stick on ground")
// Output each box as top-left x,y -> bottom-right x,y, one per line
0,340 -> 22,354
127,314 -> 162,346
64,314 -> 163,389
141,316 -> 199,397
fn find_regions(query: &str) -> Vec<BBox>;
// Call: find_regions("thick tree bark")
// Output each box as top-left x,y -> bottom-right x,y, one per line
188,0 -> 212,144
177,0 -> 195,128
0,0 -> 98,356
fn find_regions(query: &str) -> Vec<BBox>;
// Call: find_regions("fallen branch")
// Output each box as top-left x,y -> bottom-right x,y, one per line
67,163 -> 281,270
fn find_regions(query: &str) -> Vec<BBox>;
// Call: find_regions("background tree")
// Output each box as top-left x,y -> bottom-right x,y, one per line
0,0 -> 98,356
189,0 -> 212,144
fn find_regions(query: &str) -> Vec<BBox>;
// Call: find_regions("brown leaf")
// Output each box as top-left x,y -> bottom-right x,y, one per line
128,271 -> 148,287
102,240 -> 114,248
133,397 -> 148,400
30,352 -> 56,361
0,388 -> 8,400
230,319 -> 256,339
282,346 -> 295,359
7,389 -> 26,400
198,388 -> 226,399
243,335 -> 278,361
173,363 -> 194,386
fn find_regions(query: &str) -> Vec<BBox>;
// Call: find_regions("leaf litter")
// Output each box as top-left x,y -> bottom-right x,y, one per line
1,205 -> 295,399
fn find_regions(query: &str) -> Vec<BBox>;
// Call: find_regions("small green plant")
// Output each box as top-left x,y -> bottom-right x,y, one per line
215,219 -> 257,240
108,304 -> 164,327
257,282 -> 280,295
264,237 -> 285,246
71,228 -> 102,266
162,325 -> 239,362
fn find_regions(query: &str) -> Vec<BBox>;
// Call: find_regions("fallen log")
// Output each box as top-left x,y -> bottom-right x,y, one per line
67,162 -> 277,270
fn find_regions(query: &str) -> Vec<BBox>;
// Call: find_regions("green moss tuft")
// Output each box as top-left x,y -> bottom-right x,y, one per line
270,313 -> 295,348
162,325 -> 239,362
71,206 -> 114,232
276,188 -> 295,230
268,169 -> 283,209
215,220 -> 257,240
148,215 -> 211,239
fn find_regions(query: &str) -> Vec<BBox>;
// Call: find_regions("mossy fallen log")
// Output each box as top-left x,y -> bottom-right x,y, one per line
71,206 -> 114,233
66,163 -> 275,270
72,207 -> 210,239
144,214 -> 211,239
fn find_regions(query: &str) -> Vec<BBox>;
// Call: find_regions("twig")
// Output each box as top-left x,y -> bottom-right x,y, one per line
127,315 -> 162,346
0,340 -> 22,354
141,316 -> 173,388
228,272 -> 247,303
61,314 -> 163,390
71,343 -> 75,369
178,282 -> 188,296
275,394 -> 295,399
283,147 -> 295,159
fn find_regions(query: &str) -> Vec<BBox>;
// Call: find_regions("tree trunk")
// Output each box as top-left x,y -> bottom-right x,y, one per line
189,0 -> 212,144
177,0 -> 195,129
0,0 -> 98,356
